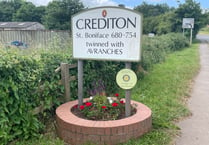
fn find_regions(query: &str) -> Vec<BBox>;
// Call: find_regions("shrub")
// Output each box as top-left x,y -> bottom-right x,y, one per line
0,33 -> 189,144
0,49 -> 73,144
0,49 -> 43,144
141,33 -> 189,70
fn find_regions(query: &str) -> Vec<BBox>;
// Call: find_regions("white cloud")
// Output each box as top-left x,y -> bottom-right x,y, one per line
27,0 -> 118,7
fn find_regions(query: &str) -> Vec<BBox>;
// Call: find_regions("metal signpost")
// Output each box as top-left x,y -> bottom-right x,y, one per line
182,18 -> 194,45
116,67 -> 137,116
72,6 -> 142,116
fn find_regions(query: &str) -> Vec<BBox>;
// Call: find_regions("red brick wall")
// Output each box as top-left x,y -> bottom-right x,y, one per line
56,100 -> 152,145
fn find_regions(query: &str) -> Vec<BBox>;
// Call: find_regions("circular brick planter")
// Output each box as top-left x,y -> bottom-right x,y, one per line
56,99 -> 152,145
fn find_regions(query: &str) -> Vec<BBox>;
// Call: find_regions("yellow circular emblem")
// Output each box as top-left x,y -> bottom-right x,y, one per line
116,69 -> 137,90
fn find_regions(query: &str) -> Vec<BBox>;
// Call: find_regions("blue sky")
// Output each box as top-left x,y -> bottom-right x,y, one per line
28,0 -> 209,9
113,0 -> 209,9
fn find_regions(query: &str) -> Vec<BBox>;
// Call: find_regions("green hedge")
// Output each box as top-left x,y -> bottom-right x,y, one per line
0,33 -> 189,144
0,49 -> 73,144
141,33 -> 189,70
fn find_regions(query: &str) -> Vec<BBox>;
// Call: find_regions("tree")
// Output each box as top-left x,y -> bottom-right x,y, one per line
34,6 -> 46,23
12,2 -> 45,22
173,0 -> 203,37
0,0 -> 23,21
143,11 -> 175,35
134,2 -> 171,17
156,12 -> 175,34
43,0 -> 84,30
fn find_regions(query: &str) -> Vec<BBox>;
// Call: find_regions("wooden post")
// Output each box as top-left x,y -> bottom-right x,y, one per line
125,62 -> 131,117
61,63 -> 70,102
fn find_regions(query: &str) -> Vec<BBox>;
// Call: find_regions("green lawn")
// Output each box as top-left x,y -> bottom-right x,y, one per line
11,44 -> 200,145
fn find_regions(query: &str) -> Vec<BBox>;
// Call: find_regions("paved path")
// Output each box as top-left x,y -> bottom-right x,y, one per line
174,36 -> 209,145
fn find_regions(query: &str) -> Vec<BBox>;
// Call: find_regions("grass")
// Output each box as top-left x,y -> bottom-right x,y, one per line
10,44 -> 200,145
198,26 -> 209,35
128,44 -> 200,145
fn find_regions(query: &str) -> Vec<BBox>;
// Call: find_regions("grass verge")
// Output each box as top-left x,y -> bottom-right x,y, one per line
198,26 -> 209,35
10,44 -> 200,145
126,44 -> 200,145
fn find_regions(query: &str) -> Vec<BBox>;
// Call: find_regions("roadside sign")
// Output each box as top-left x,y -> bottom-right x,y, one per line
182,18 -> 194,29
72,6 -> 142,62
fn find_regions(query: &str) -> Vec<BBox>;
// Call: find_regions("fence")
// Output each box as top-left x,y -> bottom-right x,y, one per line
32,63 -> 77,115
0,30 -> 72,49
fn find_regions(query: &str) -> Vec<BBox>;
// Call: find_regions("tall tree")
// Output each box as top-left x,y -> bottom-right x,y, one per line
12,2 -> 46,23
134,2 -> 174,35
134,2 -> 171,17
43,0 -> 84,30
202,12 -> 209,25
0,0 -> 23,21
143,11 -> 175,35
173,0 -> 203,37
12,2 -> 36,22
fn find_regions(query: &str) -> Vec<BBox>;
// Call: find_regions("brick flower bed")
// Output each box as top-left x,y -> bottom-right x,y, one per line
56,99 -> 152,145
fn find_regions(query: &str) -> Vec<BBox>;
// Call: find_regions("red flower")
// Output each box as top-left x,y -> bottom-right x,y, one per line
120,100 -> 125,104
101,106 -> 107,109
79,105 -> 85,110
85,102 -> 92,107
112,102 -> 118,107
73,104 -> 78,108
115,93 -> 119,97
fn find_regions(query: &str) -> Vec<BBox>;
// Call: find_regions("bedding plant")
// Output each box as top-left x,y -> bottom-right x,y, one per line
71,80 -> 136,121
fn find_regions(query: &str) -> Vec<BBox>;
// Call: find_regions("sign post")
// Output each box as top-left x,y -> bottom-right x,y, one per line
125,62 -> 131,117
116,67 -> 137,117
72,6 -> 142,116
182,18 -> 194,45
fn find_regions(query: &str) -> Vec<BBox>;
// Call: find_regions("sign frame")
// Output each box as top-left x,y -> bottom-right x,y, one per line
72,6 -> 143,62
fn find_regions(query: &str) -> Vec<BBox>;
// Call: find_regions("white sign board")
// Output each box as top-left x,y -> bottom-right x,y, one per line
182,18 -> 194,29
72,6 -> 142,62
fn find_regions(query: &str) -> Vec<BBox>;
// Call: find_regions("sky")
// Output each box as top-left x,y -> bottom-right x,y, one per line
27,0 -> 209,9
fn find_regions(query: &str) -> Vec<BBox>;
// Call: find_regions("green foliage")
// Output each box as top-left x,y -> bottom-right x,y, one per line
83,61 -> 123,96
0,49 -> 43,144
134,2 -> 171,18
0,48 -> 73,144
141,33 -> 189,70
0,0 -> 22,21
135,2 -> 176,35
12,2 -> 45,23
0,0 -> 45,23
10,135 -> 64,145
130,44 -> 199,145
43,0 -> 84,30
0,33 -> 189,144
202,12 -> 209,26
136,0 -> 204,36
77,94 -> 126,120
13,39 -> 198,145
199,25 -> 209,35
173,0 -> 204,37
